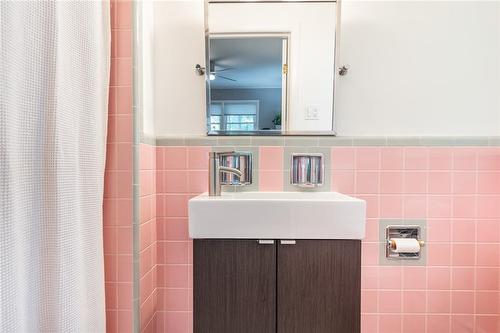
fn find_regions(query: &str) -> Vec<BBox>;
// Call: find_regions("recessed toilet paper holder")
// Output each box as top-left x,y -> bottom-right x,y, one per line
386,225 -> 425,260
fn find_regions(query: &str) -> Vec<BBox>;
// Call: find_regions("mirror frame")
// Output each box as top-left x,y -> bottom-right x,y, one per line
204,0 -> 341,136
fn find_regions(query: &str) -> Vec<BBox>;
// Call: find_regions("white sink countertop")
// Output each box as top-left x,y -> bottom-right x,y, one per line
188,191 -> 366,240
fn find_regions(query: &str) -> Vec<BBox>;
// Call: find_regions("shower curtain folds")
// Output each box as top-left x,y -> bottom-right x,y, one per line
0,1 -> 110,331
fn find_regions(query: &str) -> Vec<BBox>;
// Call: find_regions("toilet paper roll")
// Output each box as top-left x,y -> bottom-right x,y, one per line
390,238 -> 421,253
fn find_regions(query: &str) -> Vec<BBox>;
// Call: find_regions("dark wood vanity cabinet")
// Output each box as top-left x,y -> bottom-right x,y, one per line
194,240 -> 277,333
194,239 -> 361,333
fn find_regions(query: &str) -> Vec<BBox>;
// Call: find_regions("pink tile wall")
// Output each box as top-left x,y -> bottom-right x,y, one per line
103,1 -> 133,332
151,145 -> 500,333
140,144 -> 158,333
155,146 -> 210,332
330,147 -> 500,333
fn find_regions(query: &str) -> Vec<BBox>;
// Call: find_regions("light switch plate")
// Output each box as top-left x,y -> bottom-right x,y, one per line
305,105 -> 319,120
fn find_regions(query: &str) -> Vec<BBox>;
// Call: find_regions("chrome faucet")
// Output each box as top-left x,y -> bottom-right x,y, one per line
208,151 -> 250,196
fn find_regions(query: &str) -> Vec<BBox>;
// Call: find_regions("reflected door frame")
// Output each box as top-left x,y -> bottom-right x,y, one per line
207,32 -> 290,133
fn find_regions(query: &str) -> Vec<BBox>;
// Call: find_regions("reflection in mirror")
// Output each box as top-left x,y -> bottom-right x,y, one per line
208,36 -> 287,133
206,1 -> 337,135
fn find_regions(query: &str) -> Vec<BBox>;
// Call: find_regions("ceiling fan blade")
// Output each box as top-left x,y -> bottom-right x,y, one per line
216,75 -> 237,82
213,67 -> 235,73
211,62 -> 236,72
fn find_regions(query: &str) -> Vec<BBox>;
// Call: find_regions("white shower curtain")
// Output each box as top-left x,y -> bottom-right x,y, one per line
0,1 -> 110,332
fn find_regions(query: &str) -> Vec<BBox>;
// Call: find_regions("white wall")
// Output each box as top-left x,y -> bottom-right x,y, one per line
335,0 -> 500,136
146,0 -> 500,137
152,0 -> 206,136
140,0 -> 155,136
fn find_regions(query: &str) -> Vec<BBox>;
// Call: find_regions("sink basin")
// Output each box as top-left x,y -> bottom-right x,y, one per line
188,191 -> 366,239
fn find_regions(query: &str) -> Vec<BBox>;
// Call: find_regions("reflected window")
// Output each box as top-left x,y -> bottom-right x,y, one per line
209,100 -> 258,132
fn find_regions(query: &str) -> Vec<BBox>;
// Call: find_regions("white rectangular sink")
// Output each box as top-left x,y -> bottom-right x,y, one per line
188,191 -> 366,239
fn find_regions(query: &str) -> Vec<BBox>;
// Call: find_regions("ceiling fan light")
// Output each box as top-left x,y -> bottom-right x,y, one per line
209,74 -> 216,80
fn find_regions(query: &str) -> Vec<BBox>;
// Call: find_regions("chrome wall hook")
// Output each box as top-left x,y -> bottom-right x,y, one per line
338,65 -> 349,76
195,64 -> 206,76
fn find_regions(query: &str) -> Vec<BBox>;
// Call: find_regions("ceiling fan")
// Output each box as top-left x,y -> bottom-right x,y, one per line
210,61 -> 237,82
195,62 -> 237,82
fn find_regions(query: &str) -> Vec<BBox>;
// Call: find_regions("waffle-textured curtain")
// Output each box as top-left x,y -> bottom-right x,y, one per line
0,1 -> 110,331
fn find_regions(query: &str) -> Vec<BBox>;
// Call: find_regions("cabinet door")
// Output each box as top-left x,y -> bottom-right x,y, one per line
277,240 -> 361,333
194,239 -> 276,333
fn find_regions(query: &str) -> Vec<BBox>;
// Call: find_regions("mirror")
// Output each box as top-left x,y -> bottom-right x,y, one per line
208,35 -> 288,132
205,0 -> 338,136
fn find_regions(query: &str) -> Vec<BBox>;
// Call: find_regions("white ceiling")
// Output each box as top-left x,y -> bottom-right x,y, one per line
209,37 -> 283,89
